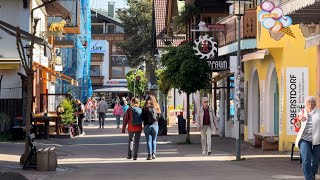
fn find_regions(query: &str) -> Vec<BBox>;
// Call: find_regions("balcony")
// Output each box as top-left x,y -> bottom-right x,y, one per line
91,53 -> 104,62
91,76 -> 104,86
219,9 -> 257,47
92,34 -> 125,42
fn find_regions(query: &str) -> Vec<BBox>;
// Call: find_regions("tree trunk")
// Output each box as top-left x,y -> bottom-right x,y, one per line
186,93 -> 191,144
22,75 -> 33,164
164,94 -> 167,120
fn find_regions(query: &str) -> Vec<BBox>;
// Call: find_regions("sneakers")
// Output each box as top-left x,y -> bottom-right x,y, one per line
133,157 -> 137,160
146,155 -> 152,160
202,151 -> 206,155
207,151 -> 211,155
127,156 -> 132,159
152,153 -> 156,159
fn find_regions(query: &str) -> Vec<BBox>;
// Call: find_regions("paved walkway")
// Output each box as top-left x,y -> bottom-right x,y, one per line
0,112 -> 309,180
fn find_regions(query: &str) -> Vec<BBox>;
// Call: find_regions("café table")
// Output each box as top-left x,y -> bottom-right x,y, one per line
32,114 -> 62,139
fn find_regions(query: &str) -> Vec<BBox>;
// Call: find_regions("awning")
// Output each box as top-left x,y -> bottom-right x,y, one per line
280,0 -> 320,24
218,39 -> 257,56
33,62 -> 78,86
242,49 -> 269,62
93,86 -> 130,93
42,0 -> 71,20
305,34 -> 320,48
0,58 -> 20,69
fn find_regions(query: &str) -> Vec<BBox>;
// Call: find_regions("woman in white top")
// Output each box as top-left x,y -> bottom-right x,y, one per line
295,96 -> 320,180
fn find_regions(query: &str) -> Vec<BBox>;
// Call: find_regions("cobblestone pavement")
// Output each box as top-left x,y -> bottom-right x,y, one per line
0,113 -> 309,180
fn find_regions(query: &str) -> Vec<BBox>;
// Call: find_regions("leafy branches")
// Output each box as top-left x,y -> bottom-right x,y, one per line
119,0 -> 153,67
126,69 -> 148,96
173,5 -> 200,34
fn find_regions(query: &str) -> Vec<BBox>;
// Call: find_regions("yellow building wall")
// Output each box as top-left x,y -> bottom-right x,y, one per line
244,10 -> 318,151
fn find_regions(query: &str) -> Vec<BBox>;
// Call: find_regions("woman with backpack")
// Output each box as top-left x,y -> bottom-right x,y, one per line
113,101 -> 123,128
142,95 -> 161,160
122,98 -> 142,160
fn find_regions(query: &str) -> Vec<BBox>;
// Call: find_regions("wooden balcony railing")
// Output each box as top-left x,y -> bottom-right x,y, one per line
92,34 -> 125,41
91,53 -> 104,62
91,76 -> 104,86
219,8 -> 257,47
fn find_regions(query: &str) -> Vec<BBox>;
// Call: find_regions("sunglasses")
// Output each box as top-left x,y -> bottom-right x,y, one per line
203,101 -> 208,103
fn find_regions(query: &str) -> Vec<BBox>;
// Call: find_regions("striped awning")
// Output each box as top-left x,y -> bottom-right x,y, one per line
242,49 -> 269,62
305,33 -> 320,48
280,0 -> 320,24
0,58 -> 20,69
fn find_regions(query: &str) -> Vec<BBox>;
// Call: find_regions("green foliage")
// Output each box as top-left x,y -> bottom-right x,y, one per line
156,69 -> 172,95
175,104 -> 183,111
118,0 -> 153,67
173,5 -> 200,34
126,69 -> 148,96
161,44 -> 211,95
0,113 -> 10,123
60,99 -> 75,126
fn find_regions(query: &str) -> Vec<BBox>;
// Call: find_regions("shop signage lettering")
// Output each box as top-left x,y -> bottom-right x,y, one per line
90,40 -> 107,53
207,59 -> 229,72
191,21 -> 225,32
286,67 -> 308,135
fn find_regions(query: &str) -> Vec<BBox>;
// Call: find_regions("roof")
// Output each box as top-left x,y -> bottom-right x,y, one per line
91,9 -> 123,28
154,0 -> 185,48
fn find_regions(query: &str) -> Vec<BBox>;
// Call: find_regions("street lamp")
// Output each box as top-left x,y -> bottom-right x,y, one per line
227,0 -> 251,161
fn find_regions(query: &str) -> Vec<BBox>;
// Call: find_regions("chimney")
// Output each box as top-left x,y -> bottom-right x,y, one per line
108,2 -> 115,18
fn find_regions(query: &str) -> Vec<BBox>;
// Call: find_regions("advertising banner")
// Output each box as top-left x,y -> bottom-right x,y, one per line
286,67 -> 308,135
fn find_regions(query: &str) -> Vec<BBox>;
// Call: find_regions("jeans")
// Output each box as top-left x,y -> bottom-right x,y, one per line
299,139 -> 320,180
201,125 -> 212,153
144,124 -> 159,156
98,112 -> 105,127
115,115 -> 121,126
78,116 -> 84,134
128,131 -> 141,158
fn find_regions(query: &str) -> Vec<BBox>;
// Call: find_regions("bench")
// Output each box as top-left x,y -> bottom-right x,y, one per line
254,132 -> 278,151
23,133 -> 57,171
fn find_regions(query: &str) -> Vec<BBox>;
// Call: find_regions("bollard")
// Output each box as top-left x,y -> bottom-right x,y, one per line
48,147 -> 57,171
36,148 -> 49,171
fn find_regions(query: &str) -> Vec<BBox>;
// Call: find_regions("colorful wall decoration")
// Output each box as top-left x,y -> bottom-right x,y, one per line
258,1 -> 295,40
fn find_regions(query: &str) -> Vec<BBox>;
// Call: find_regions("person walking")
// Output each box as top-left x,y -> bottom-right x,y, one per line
197,97 -> 218,155
97,97 -> 108,129
142,94 -> 161,160
75,99 -> 85,135
122,100 -> 129,117
85,97 -> 96,122
113,101 -> 123,128
122,98 -> 143,160
295,96 -> 320,180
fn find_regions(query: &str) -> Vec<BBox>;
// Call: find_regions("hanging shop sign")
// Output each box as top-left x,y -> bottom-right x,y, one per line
106,80 -> 127,86
258,1 -> 295,40
286,67 -> 308,135
191,21 -> 225,32
193,35 -> 228,72
90,40 -> 107,53
207,58 -> 229,72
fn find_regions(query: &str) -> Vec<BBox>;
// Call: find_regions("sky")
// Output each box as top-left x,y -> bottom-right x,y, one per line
89,0 -> 128,9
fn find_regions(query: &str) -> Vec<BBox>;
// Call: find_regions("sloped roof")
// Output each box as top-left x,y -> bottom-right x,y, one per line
91,8 -> 123,28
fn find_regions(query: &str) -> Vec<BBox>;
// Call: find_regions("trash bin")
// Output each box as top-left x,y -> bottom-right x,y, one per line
158,115 -> 167,136
177,115 -> 187,134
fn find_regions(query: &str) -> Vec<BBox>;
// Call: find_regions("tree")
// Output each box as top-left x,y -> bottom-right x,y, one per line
126,69 -> 148,97
161,43 -> 211,143
15,19 -> 39,163
156,69 -> 172,120
118,0 -> 153,67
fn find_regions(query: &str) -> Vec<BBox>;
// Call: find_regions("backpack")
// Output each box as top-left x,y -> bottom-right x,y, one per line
131,107 -> 143,125
148,107 -> 159,124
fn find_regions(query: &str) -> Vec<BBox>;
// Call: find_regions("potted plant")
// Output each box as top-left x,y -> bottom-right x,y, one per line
59,99 -> 74,134
0,113 -> 11,133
